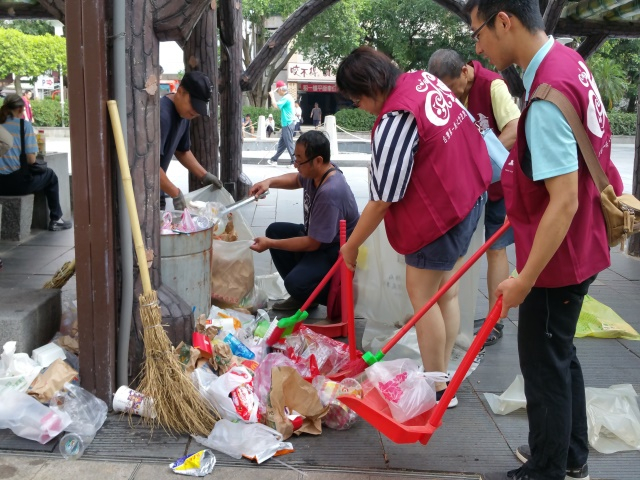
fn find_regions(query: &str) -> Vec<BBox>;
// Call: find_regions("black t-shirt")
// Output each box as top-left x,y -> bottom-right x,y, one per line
160,95 -> 190,173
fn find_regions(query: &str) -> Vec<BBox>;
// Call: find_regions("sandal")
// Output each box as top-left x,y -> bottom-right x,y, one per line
483,323 -> 504,347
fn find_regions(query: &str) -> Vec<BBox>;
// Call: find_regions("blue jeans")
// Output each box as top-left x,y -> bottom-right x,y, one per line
519,275 -> 595,480
270,123 -> 295,164
266,222 -> 339,303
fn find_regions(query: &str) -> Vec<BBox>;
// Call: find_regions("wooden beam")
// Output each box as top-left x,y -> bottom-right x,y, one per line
36,0 -> 65,22
153,0 -> 211,45
66,0 -> 117,403
563,0 -> 631,19
628,82 -> 640,256
555,18 -> 640,37
240,0 -> 341,91
431,0 -> 467,22
543,0 -> 569,33
604,0 -> 640,19
576,34 -> 609,58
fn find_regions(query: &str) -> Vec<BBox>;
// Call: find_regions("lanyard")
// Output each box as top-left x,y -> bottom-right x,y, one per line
304,167 -> 338,233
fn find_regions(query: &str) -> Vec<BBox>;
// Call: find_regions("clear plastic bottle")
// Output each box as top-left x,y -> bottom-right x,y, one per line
223,333 -> 255,360
59,432 -> 85,460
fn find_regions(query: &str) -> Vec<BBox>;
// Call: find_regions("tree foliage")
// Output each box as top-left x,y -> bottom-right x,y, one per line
1,20 -> 54,36
0,29 -> 67,93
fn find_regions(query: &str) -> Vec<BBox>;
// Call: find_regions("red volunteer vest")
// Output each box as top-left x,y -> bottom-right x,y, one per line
467,60 -> 506,201
376,72 -> 492,254
501,42 -> 624,288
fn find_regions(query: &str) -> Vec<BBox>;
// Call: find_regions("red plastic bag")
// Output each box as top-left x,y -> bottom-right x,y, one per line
284,326 -> 350,377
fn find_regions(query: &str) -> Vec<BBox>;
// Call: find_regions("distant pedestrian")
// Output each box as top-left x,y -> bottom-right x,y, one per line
268,81 -> 296,166
266,114 -> 275,138
310,103 -> 322,129
21,90 -> 34,123
294,102 -> 302,135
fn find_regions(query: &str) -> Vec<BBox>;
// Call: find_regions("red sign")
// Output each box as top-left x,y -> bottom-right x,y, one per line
299,83 -> 338,93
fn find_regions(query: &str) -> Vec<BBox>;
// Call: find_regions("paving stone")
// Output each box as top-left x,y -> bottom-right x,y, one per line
0,455 -> 49,480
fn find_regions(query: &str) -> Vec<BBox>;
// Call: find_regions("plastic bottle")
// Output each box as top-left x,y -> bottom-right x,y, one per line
223,333 -> 255,360
59,432 -> 85,460
36,130 -> 46,155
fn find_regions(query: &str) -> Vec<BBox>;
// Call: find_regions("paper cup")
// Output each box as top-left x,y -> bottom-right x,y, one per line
113,385 -> 156,418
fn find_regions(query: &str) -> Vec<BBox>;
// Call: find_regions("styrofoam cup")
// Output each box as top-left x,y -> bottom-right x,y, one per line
112,386 -> 156,418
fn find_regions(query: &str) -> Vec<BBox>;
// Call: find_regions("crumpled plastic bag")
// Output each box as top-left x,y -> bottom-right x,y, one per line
192,419 -> 293,464
50,382 -> 108,443
0,389 -> 71,444
255,273 -> 288,301
170,449 -> 216,476
586,384 -> 640,453
365,358 -> 445,423
284,326 -> 351,377
484,374 -> 527,415
0,341 -> 43,394
576,295 -> 640,340
205,366 -> 258,423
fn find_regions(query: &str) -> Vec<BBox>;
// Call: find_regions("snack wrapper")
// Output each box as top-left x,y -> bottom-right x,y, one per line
170,449 -> 216,477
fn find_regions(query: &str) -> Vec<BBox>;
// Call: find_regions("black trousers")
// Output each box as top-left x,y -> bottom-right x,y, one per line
0,168 -> 63,221
266,222 -> 339,304
519,275 -> 595,480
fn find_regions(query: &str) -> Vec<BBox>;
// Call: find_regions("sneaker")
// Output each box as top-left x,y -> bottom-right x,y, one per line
435,388 -> 458,409
482,467 -> 537,479
48,218 -> 72,231
515,445 -> 590,480
271,296 -> 319,312
267,160 -> 278,166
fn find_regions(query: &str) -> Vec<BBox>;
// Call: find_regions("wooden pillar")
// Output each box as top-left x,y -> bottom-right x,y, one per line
219,0 -> 249,199
185,6 -> 220,193
66,0 -> 117,403
628,82 -> 640,257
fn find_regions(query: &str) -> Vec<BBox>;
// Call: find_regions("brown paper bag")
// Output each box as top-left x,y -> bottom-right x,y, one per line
265,366 -> 328,440
174,342 -> 200,375
28,359 -> 79,403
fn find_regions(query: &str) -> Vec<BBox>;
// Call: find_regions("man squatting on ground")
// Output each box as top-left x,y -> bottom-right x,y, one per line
250,131 -> 360,311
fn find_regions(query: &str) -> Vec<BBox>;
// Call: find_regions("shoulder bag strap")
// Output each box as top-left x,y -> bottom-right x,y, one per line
529,83 -> 610,193
19,119 -> 29,171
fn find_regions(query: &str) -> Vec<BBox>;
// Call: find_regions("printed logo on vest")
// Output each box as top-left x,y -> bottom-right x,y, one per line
578,60 -> 606,138
416,72 -> 456,127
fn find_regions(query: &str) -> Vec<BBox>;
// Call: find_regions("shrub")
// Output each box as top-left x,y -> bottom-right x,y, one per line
242,106 -> 280,127
608,111 -> 637,136
31,99 -> 69,127
335,108 -> 376,132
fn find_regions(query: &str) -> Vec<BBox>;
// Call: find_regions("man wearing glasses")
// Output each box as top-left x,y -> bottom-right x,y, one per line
466,1 -> 623,479
249,131 -> 360,311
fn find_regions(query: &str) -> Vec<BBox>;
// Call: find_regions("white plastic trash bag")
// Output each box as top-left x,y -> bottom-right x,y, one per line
484,375 -> 527,415
365,358 -> 446,423
193,419 -> 292,464
255,272 -> 288,301
0,341 -> 43,394
586,384 -> 640,454
205,366 -> 258,423
0,389 -> 71,444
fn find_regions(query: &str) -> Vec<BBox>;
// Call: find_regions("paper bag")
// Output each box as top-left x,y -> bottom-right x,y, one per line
174,342 -> 201,374
265,366 -> 328,440
28,359 -> 79,403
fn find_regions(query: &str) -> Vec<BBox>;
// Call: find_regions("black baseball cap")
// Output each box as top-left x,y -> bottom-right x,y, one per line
180,71 -> 212,117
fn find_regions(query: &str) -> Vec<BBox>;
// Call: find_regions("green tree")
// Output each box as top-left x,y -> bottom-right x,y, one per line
1,20 -> 54,36
0,29 -> 67,95
588,55 -> 629,110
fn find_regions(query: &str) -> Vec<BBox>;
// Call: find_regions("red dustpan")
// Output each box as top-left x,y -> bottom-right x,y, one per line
338,297 -> 503,444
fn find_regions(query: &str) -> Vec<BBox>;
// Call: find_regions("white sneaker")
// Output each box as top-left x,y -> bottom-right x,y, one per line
267,160 -> 278,166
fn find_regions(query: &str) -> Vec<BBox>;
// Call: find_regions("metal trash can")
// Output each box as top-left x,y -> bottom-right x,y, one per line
160,214 -> 213,318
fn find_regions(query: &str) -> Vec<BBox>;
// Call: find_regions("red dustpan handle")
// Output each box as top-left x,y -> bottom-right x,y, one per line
380,220 -> 511,357
428,297 -> 503,426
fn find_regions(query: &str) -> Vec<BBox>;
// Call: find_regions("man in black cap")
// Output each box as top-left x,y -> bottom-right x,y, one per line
160,70 -> 222,210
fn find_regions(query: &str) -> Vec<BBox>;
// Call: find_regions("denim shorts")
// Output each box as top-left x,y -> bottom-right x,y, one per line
484,197 -> 514,249
405,193 -> 487,271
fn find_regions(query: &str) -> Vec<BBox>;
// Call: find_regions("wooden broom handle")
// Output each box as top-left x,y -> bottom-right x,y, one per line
107,100 -> 153,295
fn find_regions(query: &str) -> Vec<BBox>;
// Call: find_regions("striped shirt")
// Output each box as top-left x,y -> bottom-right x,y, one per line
0,116 -> 37,175
370,111 -> 419,202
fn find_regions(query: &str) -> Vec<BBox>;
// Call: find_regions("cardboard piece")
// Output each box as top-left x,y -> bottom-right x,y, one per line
28,359 -> 78,403
265,366 -> 328,440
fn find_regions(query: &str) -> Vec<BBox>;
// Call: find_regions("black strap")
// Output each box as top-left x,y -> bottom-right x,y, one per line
19,119 -> 29,174
304,166 -> 339,234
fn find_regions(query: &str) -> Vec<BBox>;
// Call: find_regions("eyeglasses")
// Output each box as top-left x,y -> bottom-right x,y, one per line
470,11 -> 499,43
293,157 -> 313,167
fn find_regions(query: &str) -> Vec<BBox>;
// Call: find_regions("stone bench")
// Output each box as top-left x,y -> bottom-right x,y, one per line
0,288 -> 61,356
0,194 -> 34,241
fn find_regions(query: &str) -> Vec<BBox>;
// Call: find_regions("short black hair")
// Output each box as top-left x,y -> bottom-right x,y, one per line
296,131 -> 331,164
464,0 -> 544,33
427,49 -> 466,80
336,46 -> 402,100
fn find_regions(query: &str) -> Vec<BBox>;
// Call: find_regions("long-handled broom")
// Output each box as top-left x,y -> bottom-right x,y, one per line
107,100 -> 219,435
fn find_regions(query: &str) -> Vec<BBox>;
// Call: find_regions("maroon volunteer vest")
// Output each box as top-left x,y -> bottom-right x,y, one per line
467,60 -> 506,201
375,71 -> 492,254
501,42 -> 624,288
